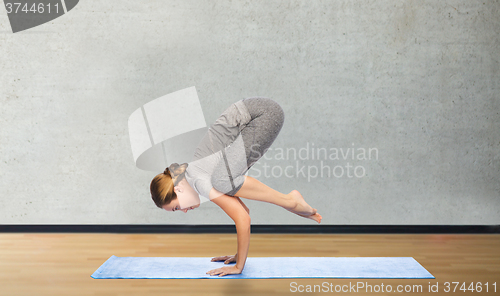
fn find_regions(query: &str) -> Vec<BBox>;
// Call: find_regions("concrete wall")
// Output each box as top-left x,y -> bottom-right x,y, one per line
1,0 -> 498,224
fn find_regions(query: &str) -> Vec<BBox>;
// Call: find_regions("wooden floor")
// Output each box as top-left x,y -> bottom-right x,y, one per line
1,233 -> 499,295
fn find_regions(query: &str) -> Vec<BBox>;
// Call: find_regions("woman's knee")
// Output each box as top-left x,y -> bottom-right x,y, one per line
262,98 -> 285,126
273,102 -> 285,127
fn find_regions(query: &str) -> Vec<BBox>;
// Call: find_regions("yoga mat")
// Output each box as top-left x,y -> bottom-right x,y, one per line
91,256 -> 434,279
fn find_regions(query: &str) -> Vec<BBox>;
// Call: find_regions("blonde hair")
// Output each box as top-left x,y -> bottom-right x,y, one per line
150,163 -> 188,208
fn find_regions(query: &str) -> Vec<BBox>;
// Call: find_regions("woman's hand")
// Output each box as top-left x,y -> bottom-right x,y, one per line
211,254 -> 238,264
206,265 -> 242,277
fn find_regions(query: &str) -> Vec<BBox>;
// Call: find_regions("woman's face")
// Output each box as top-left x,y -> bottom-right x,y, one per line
161,178 -> 200,213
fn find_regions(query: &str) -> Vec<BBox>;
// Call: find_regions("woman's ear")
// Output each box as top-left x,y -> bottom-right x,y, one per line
174,186 -> 182,194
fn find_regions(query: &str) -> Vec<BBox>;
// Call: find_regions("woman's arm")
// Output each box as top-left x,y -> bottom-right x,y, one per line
207,188 -> 251,276
235,196 -> 250,214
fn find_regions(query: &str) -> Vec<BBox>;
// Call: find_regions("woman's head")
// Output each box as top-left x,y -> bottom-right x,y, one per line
150,162 -> 188,209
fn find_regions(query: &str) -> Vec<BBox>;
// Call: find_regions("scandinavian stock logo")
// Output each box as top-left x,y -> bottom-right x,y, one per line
3,0 -> 79,33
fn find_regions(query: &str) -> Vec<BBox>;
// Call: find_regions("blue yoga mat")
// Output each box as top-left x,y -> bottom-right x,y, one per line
91,256 -> 434,279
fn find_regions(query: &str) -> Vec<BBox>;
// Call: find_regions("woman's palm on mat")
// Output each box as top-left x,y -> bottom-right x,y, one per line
206,264 -> 242,277
211,254 -> 237,264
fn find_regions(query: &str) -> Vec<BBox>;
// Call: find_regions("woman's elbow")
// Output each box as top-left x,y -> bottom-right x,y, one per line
235,214 -> 251,227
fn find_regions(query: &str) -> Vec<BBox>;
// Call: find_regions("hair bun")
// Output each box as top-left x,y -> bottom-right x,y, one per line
168,163 -> 180,173
165,163 -> 188,185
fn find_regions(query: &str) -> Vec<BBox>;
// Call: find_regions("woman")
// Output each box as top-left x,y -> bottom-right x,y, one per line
150,97 -> 322,277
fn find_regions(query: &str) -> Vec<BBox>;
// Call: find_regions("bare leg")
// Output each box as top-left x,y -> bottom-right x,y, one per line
234,176 -> 322,223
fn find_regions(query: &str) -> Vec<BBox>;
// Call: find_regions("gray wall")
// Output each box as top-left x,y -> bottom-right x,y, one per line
1,0 -> 498,224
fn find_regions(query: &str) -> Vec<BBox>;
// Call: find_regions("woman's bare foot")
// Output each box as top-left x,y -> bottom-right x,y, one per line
297,211 -> 322,223
287,190 -> 315,215
308,212 -> 322,223
286,190 -> 322,223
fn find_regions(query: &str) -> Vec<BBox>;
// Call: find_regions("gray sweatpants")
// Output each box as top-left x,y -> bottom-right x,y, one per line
190,97 -> 285,197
